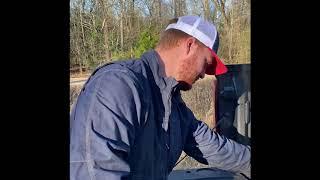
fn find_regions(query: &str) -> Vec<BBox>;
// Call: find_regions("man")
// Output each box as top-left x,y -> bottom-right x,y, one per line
70,15 -> 251,180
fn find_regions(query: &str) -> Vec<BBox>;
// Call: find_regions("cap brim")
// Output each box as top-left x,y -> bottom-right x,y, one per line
206,48 -> 228,75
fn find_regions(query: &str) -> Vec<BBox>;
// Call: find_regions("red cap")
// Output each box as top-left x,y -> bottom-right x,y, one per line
205,48 -> 228,75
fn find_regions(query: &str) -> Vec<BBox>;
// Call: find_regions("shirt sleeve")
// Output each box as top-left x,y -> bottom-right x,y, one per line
183,105 -> 251,178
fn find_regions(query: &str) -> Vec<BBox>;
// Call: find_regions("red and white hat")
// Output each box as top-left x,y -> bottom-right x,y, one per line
165,15 -> 228,75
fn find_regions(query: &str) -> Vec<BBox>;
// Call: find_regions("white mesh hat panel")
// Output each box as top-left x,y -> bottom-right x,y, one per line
165,15 -> 217,51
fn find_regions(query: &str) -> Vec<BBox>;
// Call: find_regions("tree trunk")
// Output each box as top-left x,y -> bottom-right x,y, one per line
204,0 -> 210,20
103,18 -> 111,61
228,6 -> 233,62
212,4 -> 217,23
79,0 -> 86,75
90,12 -> 97,64
158,0 -> 162,27
73,18 -> 82,75
129,0 -> 135,31
120,0 -> 124,50
174,0 -> 177,17
212,0 -> 230,26
99,0 -> 111,62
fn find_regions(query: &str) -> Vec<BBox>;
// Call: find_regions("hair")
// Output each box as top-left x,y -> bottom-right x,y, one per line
156,18 -> 204,50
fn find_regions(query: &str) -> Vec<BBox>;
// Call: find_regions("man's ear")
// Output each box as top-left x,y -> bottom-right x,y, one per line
185,37 -> 198,55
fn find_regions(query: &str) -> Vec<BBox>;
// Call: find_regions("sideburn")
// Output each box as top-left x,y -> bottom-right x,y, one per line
176,56 -> 198,91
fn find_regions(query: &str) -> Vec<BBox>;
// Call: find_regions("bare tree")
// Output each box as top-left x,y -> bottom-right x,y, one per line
212,0 -> 230,26
173,0 -> 186,17
78,0 -> 87,74
119,0 -> 124,50
99,0 -> 111,61
158,0 -> 162,27
203,0 -> 210,20
70,0 -> 250,71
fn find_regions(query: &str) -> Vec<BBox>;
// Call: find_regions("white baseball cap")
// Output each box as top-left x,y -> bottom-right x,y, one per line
165,15 -> 228,75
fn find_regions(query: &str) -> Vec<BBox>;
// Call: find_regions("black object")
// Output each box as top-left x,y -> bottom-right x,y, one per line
216,64 -> 251,145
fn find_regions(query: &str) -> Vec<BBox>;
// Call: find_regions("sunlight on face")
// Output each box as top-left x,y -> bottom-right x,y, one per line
177,44 -> 212,91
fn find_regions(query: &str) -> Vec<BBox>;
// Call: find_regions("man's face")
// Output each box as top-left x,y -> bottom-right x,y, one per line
176,42 -> 213,91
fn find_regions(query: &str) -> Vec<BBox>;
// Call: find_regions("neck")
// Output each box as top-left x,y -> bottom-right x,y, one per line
155,47 -> 179,78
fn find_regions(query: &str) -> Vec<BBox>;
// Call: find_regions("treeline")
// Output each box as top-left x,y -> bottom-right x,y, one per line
70,0 -> 250,74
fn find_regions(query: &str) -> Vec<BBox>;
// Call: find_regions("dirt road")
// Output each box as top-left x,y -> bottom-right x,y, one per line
70,77 -> 88,86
